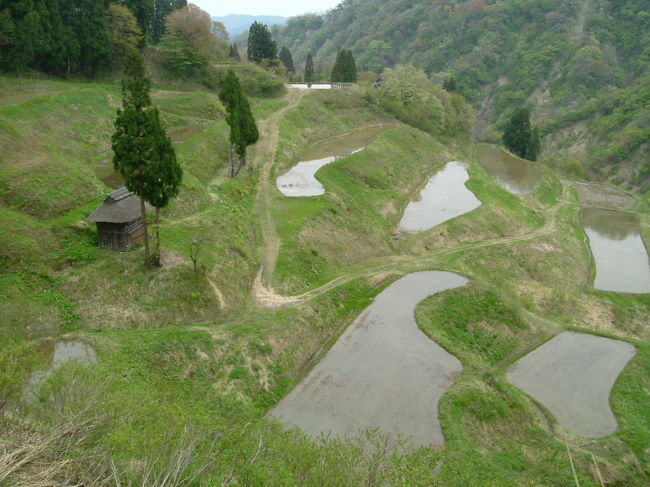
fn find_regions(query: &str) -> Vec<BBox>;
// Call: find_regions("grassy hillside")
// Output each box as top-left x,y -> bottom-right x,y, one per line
274,0 -> 650,190
1,77 -> 649,485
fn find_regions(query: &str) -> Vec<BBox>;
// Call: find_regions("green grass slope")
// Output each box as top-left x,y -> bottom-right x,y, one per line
0,79 -> 648,486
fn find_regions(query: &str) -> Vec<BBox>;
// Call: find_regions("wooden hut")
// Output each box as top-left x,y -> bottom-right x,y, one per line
87,187 -> 152,251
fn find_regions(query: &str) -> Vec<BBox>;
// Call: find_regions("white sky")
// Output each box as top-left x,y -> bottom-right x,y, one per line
190,0 -> 342,17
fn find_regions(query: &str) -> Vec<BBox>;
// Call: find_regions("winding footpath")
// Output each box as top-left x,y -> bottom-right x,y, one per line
250,88 -> 574,307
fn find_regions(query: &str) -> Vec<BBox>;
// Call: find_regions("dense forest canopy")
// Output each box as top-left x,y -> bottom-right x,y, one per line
0,0 -> 187,75
274,0 -> 650,189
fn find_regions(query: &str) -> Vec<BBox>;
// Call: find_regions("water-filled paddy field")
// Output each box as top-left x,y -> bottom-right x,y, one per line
507,332 -> 636,437
271,271 -> 468,449
476,145 -> 542,194
581,207 -> 650,294
398,161 -> 481,231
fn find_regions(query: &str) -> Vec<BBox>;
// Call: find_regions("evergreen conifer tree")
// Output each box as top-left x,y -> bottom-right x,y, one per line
112,49 -> 182,267
331,49 -> 356,82
330,50 -> 343,82
304,53 -> 314,84
247,21 -> 276,63
279,45 -> 294,72
218,70 -> 258,177
503,107 -> 540,161
345,49 -> 357,82
229,43 -> 239,59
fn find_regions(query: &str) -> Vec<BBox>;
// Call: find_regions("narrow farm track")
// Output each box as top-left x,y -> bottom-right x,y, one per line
251,89 -> 575,307
252,88 -> 306,306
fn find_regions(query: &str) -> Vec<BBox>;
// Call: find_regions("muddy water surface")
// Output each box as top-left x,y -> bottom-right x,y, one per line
582,208 -> 650,293
399,161 -> 481,231
477,145 -> 541,194
276,125 -> 389,197
271,271 -> 468,449
507,332 -> 636,437
94,157 -> 124,189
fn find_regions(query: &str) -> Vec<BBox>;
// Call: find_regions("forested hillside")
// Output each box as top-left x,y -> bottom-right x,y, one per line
274,0 -> 650,190
0,0 -> 189,75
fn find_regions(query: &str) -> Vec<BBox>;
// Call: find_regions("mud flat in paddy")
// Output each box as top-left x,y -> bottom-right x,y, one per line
573,181 -> 635,210
271,271 -> 468,449
24,342 -> 97,400
276,125 -> 390,197
507,332 -> 636,437
582,207 -> 650,294
476,144 -> 541,194
399,161 -> 481,231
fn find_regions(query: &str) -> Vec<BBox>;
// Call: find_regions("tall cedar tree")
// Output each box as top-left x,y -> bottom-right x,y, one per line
247,21 -> 276,62
330,49 -> 356,82
304,53 -> 314,83
229,43 -> 239,59
502,107 -> 541,161
279,45 -> 294,72
218,70 -> 259,177
112,49 -> 182,267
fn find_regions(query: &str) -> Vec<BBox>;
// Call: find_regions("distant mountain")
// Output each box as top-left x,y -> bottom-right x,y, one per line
274,0 -> 650,190
214,14 -> 288,37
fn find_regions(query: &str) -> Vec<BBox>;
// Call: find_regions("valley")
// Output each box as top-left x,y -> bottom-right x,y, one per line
1,78 -> 648,485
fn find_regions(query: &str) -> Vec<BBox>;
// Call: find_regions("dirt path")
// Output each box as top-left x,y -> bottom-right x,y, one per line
251,88 -> 306,305
255,179 -> 570,307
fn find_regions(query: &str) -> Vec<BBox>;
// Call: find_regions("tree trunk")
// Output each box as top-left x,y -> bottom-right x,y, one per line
153,207 -> 161,267
229,144 -> 235,178
140,197 -> 151,269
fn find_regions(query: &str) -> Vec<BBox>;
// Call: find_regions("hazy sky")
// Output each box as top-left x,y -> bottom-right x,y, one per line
190,0 -> 342,17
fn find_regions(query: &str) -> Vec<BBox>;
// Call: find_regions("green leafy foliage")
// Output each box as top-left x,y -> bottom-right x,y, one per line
366,64 -> 474,138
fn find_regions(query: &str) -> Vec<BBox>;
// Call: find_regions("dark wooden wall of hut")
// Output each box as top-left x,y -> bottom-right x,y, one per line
97,220 -> 145,251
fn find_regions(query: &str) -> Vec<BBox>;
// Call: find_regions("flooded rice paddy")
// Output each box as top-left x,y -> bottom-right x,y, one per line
271,271 -> 468,449
288,83 -> 333,90
476,145 -> 542,194
582,208 -> 650,293
507,332 -> 636,437
399,161 -> 481,231
276,125 -> 389,197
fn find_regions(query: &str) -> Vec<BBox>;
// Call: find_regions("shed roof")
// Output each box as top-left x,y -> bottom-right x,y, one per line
87,187 -> 152,223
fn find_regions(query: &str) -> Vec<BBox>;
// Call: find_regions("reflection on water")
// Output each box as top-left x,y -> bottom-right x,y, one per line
399,161 -> 481,231
477,145 -> 542,194
276,125 -> 389,197
94,157 -> 124,189
582,208 -> 650,293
